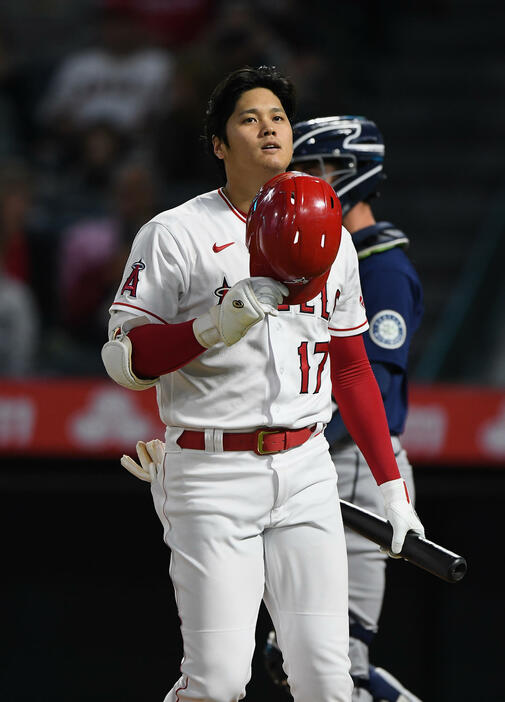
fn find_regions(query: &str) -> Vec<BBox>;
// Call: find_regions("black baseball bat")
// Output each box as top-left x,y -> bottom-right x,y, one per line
340,499 -> 467,584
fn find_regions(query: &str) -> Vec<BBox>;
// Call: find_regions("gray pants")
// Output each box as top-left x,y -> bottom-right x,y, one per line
330,436 -> 415,689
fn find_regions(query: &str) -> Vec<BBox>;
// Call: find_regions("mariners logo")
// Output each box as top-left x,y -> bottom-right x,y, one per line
369,309 -> 406,349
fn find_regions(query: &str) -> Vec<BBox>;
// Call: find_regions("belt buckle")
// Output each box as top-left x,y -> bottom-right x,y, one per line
256,429 -> 280,455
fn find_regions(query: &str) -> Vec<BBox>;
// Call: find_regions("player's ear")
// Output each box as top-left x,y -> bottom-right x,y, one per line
213,135 -> 226,160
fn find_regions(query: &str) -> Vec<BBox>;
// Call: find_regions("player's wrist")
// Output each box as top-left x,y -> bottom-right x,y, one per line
193,309 -> 221,348
379,477 -> 410,505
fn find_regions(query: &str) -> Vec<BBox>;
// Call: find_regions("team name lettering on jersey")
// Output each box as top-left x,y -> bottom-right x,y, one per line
278,283 -> 332,320
121,260 -> 145,297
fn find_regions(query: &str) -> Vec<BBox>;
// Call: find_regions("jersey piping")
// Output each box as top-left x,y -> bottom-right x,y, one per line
218,188 -> 247,222
329,320 -> 368,333
112,301 -> 169,324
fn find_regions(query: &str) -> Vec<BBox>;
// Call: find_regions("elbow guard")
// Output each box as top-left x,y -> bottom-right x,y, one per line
101,319 -> 159,391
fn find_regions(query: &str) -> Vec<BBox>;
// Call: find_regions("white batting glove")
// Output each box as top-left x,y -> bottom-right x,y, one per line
120,439 -> 165,483
379,478 -> 425,556
193,277 -> 288,347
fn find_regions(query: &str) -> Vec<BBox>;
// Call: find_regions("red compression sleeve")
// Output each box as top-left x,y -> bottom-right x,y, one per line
329,334 -> 400,485
128,320 -> 206,378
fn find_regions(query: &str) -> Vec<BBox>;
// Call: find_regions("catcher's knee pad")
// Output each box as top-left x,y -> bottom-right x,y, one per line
367,665 -> 423,702
349,610 -> 376,647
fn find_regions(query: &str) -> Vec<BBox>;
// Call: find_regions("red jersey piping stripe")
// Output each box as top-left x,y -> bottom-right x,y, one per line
111,301 -> 169,325
218,188 -> 247,222
175,676 -> 189,701
329,320 -> 368,332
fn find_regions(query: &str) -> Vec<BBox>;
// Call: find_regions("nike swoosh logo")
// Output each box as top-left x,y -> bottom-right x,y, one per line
213,242 -> 235,253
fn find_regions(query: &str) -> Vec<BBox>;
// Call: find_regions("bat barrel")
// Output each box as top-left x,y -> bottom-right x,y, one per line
401,533 -> 467,584
340,500 -> 467,584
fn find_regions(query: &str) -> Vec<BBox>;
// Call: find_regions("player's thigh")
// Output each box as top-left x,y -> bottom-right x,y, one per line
152,447 -> 271,632
332,444 -> 385,514
169,515 -> 265,632
262,483 -> 352,701
346,527 -> 386,628
262,447 -> 348,624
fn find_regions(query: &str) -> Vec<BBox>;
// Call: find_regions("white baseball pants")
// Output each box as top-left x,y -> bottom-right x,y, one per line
150,428 -> 353,702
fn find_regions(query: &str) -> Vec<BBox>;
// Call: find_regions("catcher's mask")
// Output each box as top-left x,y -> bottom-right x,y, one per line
291,115 -> 385,215
246,171 -> 342,304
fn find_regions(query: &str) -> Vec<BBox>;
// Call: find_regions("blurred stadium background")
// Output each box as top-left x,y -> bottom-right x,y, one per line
1,1 -> 504,700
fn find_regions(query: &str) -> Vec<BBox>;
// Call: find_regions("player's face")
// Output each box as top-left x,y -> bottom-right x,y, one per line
214,87 -> 293,185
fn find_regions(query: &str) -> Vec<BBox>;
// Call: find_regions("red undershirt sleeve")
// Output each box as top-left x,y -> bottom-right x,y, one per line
128,320 -> 206,378
329,334 -> 400,485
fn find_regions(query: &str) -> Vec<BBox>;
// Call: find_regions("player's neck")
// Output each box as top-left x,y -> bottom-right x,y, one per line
222,176 -> 273,216
343,202 -> 376,235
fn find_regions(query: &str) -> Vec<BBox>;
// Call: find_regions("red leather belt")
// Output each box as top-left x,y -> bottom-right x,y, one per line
177,425 -> 317,456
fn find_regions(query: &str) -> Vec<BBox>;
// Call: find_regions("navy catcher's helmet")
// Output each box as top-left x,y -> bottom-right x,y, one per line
291,116 -> 385,215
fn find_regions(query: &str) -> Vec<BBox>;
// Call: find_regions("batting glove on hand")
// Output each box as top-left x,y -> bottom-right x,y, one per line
120,439 -> 165,483
193,277 -> 288,348
379,478 -> 425,556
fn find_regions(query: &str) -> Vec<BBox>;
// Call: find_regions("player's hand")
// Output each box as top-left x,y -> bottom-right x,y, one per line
379,478 -> 425,556
120,439 -> 165,482
193,277 -> 288,347
248,277 -> 288,315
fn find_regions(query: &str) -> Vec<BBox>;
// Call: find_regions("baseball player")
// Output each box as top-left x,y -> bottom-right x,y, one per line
264,116 -> 424,702
101,68 -> 425,702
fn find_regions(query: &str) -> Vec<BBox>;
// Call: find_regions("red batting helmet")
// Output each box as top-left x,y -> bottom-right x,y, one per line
246,171 -> 342,304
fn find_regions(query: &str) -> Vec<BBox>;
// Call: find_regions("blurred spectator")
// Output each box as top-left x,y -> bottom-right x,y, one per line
0,34 -> 18,158
0,163 -> 32,283
0,177 -> 39,375
0,261 -> 38,376
37,5 -> 174,157
248,0 -> 337,117
38,120 -> 133,224
103,0 -> 215,49
53,159 -> 159,373
155,2 -> 293,184
0,25 -> 53,160
0,161 -> 58,330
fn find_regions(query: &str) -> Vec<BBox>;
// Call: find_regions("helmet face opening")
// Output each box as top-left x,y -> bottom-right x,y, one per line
290,116 -> 385,214
246,171 -> 342,304
289,155 -> 357,192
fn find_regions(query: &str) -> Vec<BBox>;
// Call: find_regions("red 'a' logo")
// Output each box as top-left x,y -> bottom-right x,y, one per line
121,260 -> 145,297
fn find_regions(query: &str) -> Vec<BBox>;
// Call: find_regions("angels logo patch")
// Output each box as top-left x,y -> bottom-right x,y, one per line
121,260 -> 145,297
369,309 -> 406,349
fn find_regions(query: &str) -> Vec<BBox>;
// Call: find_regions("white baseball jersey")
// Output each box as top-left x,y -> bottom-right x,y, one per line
109,187 -> 368,431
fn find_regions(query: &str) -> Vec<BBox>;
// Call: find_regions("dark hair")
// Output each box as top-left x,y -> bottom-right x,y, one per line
203,66 -> 296,178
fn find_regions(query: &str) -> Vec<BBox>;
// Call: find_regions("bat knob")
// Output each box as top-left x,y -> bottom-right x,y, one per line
449,557 -> 467,582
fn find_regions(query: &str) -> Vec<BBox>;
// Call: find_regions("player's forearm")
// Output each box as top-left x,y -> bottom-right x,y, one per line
128,320 -> 206,377
329,335 -> 400,485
